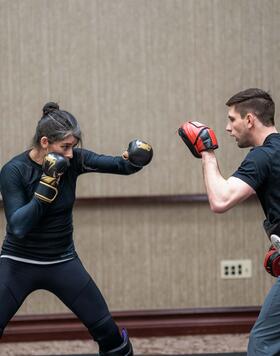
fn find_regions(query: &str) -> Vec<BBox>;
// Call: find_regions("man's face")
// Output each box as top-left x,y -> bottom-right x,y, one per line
226,106 -> 251,148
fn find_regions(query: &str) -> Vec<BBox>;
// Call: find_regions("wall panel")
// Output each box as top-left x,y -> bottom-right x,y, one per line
0,0 -> 280,196
0,199 -> 272,314
0,0 -> 278,314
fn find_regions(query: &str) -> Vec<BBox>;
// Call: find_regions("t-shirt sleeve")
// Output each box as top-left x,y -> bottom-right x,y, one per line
232,148 -> 271,191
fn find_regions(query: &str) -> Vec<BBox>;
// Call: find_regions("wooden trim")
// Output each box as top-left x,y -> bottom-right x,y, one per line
0,195 -> 207,210
0,194 -> 258,208
1,307 -> 260,343
74,194 -> 209,206
70,194 -> 256,206
0,194 -> 209,210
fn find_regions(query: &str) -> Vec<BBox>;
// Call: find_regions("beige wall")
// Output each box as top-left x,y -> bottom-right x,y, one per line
0,199 -> 274,314
0,0 -> 279,314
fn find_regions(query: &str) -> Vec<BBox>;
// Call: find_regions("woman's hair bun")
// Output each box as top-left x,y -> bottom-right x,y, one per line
42,102 -> 59,115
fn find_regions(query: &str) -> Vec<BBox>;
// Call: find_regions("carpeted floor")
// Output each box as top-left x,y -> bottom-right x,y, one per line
40,353 -> 247,356
0,334 -> 249,356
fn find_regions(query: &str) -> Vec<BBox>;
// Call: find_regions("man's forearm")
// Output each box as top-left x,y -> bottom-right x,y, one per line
201,151 -> 232,213
201,151 -> 254,212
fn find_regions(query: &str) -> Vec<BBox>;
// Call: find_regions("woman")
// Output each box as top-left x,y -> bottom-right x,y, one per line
0,102 -> 153,355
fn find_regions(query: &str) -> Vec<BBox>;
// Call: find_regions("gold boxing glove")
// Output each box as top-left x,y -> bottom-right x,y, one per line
35,153 -> 69,203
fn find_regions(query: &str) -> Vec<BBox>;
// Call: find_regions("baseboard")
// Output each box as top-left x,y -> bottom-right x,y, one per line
1,306 -> 260,343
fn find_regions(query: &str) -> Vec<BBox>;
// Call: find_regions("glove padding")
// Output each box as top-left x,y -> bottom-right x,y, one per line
35,153 -> 69,203
264,246 -> 280,277
126,139 -> 153,167
178,121 -> 218,158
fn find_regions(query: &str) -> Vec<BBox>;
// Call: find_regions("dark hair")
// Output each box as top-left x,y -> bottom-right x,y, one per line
32,102 -> 83,147
225,88 -> 275,126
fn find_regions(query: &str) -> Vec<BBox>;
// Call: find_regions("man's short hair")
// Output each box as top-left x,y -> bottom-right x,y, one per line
226,88 -> 275,126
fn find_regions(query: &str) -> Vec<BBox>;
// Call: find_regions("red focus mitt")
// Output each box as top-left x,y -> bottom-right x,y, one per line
264,246 -> 280,277
178,121 -> 218,158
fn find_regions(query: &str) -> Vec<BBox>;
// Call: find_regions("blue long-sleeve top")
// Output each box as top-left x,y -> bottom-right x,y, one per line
0,148 -> 141,261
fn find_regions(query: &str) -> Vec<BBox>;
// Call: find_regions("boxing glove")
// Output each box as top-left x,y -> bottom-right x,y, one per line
125,139 -> 153,167
35,152 -> 69,203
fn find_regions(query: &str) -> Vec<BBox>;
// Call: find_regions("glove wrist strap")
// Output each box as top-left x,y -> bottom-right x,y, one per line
128,160 -> 143,168
35,181 -> 58,203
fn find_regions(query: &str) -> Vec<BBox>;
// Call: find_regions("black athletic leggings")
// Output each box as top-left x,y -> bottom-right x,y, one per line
0,257 -> 122,351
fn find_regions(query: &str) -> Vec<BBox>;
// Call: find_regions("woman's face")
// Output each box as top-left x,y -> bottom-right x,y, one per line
46,135 -> 78,159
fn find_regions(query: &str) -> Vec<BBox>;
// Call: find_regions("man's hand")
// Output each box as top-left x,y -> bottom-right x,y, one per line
178,121 -> 218,158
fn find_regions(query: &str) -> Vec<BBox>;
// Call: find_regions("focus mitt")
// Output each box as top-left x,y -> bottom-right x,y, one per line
264,246 -> 280,277
178,121 -> 218,158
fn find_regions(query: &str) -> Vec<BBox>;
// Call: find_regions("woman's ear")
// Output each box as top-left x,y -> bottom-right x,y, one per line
40,136 -> 49,150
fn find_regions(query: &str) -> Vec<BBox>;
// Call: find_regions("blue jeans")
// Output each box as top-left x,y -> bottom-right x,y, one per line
248,277 -> 280,355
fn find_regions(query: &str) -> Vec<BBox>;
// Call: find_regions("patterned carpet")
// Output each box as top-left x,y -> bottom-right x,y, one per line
1,335 -> 249,355
42,352 -> 246,356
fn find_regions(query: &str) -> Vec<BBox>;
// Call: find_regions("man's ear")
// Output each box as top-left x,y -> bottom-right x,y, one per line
246,113 -> 256,129
40,136 -> 49,149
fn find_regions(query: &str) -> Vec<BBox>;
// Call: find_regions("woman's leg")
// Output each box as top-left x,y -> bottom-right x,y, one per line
45,257 -> 133,354
0,259 -> 36,337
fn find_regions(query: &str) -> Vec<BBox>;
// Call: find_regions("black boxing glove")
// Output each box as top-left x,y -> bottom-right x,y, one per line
264,246 -> 280,277
178,121 -> 218,158
35,153 -> 69,203
126,139 -> 153,167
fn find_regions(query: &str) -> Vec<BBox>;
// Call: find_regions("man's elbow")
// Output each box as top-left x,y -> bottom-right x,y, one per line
209,200 -> 231,214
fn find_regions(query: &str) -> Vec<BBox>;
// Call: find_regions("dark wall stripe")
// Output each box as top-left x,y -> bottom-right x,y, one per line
1,306 -> 259,343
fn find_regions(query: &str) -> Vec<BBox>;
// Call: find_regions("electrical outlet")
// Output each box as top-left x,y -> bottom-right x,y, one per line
221,259 -> 252,279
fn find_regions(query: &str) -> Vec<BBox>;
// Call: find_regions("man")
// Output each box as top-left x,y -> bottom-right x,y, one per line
178,88 -> 280,355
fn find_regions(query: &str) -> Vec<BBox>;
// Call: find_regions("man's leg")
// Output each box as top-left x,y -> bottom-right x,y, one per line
248,278 -> 280,355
